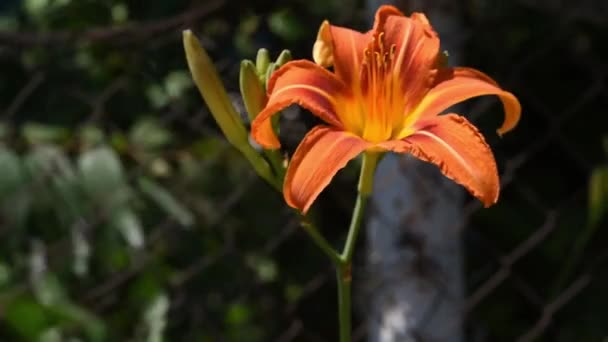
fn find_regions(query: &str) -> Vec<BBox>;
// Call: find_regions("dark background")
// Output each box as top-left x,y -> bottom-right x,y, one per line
0,0 -> 606,341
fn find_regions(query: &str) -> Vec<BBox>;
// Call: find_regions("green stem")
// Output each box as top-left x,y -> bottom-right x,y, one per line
341,152 -> 379,261
336,264 -> 352,342
239,145 -> 282,191
264,148 -> 286,181
336,151 -> 380,342
300,218 -> 342,265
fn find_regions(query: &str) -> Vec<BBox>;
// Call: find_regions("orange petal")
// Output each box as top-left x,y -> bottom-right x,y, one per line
414,67 -> 521,135
381,13 -> 440,109
313,20 -> 371,85
284,126 -> 370,213
379,114 -> 499,206
251,60 -> 347,149
372,5 -> 404,32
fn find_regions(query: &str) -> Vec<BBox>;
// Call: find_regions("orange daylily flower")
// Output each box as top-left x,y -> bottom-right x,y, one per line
251,5 -> 521,213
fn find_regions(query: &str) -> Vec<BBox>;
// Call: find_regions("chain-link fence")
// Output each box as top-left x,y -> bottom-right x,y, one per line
0,0 -> 606,341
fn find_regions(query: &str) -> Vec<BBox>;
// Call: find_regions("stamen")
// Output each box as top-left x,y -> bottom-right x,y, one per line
359,32 -> 403,142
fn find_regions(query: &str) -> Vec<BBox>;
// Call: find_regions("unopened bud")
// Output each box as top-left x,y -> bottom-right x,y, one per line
240,59 -> 267,122
183,30 -> 249,148
265,62 -> 278,90
275,49 -> 292,67
313,20 -> 334,67
256,48 -> 271,77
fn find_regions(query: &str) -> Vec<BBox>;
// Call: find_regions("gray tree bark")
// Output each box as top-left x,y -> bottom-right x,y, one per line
362,1 -> 467,341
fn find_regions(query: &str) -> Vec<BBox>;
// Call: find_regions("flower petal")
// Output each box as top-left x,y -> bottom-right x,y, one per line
381,12 -> 440,109
284,126 -> 370,213
372,5 -> 404,31
252,60 -> 347,149
313,20 -> 371,85
413,67 -> 521,135
379,114 -> 499,206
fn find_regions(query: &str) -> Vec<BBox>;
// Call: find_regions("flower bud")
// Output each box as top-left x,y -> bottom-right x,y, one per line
264,62 -> 278,90
182,30 -> 249,148
275,49 -> 292,67
313,20 -> 333,67
239,59 -> 267,122
256,48 -> 271,77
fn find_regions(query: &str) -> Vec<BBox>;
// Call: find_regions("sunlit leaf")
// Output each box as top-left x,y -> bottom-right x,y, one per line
110,208 -> 144,248
246,254 -> 277,283
78,146 -> 130,208
146,84 -> 169,109
79,125 -> 105,148
23,123 -> 70,145
72,229 -> 91,277
111,3 -> 128,23
164,70 -> 193,99
129,118 -> 172,150
143,293 -> 169,342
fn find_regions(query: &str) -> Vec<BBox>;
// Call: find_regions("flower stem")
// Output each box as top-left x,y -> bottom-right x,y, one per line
336,151 -> 380,342
336,263 -> 352,342
301,218 -> 342,265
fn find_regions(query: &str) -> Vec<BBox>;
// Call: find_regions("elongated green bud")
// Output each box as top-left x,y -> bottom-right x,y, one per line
239,59 -> 267,122
183,30 -> 280,191
182,30 -> 249,148
275,49 -> 292,67
264,62 -> 278,90
256,48 -> 271,77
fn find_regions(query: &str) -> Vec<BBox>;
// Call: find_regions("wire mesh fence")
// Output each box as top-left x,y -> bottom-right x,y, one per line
0,0 -> 606,341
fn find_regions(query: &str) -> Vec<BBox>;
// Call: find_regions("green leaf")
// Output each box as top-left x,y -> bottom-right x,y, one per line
72,229 -> 91,277
33,273 -> 66,306
79,125 -> 105,148
0,261 -> 11,287
164,70 -> 193,99
143,293 -> 169,342
39,327 -> 62,342
146,84 -> 169,109
225,303 -> 251,326
0,146 -> 29,228
589,165 -> 608,228
129,118 -> 172,150
246,254 -> 278,283
46,301 -> 106,342
137,177 -> 194,227
4,296 -> 50,340
110,208 -> 144,248
78,146 -> 130,208
22,123 -> 70,145
111,3 -> 129,23
24,145 -> 78,216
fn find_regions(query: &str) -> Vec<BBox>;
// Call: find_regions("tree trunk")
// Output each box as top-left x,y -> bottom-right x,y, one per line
362,1 -> 467,341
